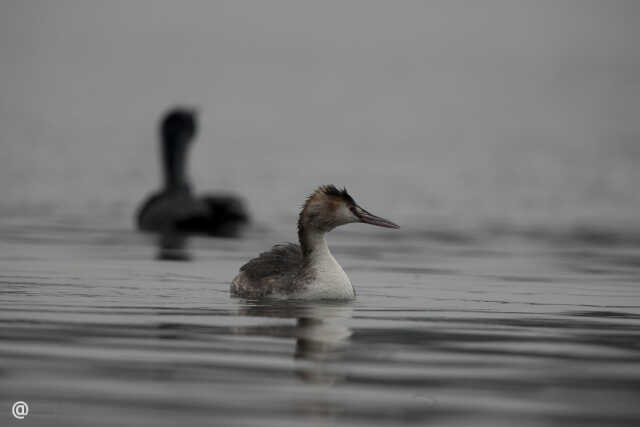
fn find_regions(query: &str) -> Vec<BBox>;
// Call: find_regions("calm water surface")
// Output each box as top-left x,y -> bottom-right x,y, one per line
2,2 -> 640,426
1,221 -> 639,427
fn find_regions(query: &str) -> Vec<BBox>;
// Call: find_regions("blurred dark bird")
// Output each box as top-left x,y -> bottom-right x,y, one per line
136,108 -> 249,237
231,185 -> 398,300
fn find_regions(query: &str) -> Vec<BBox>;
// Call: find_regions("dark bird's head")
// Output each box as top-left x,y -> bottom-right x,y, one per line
161,108 -> 198,144
159,107 -> 198,192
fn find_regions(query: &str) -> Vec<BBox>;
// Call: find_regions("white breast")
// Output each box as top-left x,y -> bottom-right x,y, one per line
297,247 -> 355,300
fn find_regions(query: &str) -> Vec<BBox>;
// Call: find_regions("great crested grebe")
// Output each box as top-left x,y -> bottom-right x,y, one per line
231,185 -> 399,300
136,108 -> 249,237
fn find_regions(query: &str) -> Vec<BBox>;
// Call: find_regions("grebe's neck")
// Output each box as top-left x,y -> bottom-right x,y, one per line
299,226 -> 331,262
297,212 -> 354,299
298,217 -> 328,257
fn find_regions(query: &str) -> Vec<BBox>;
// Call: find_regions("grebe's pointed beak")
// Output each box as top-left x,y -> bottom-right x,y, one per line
353,206 -> 400,229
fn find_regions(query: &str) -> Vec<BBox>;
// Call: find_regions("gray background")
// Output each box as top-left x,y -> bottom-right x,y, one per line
1,0 -> 638,230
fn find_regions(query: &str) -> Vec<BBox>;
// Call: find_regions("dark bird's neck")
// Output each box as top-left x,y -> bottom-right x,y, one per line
161,136 -> 191,193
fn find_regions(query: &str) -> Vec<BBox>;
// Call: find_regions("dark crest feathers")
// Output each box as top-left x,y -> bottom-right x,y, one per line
317,185 -> 355,206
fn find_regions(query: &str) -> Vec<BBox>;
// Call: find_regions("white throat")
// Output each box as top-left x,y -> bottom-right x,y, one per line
300,230 -> 354,300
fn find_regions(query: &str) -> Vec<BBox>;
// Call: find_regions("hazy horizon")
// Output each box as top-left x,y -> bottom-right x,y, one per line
1,0 -> 639,230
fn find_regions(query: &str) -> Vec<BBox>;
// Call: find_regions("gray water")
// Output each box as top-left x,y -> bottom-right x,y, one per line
2,222 -> 639,426
2,1 -> 640,426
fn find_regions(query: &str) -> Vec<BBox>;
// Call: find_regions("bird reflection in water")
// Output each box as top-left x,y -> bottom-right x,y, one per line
156,227 -> 191,261
235,302 -> 353,384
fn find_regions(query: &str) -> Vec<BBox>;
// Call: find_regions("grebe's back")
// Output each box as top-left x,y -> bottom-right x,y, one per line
231,244 -> 304,298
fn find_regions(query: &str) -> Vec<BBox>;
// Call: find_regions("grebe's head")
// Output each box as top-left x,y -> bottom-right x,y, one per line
300,185 -> 399,232
160,107 -> 198,144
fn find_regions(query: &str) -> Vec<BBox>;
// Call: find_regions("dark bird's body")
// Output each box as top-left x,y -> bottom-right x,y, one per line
136,108 -> 249,237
